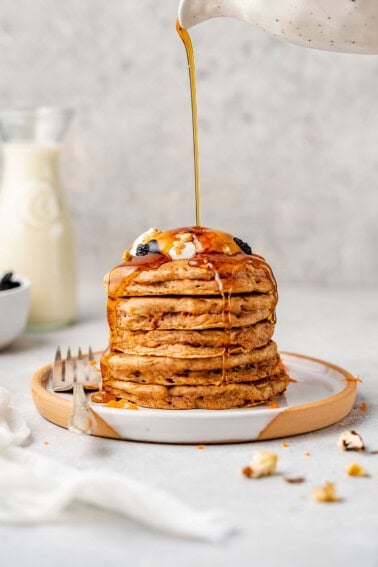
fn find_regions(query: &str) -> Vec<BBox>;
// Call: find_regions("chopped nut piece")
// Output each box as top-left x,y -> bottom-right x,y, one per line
313,482 -> 339,503
284,477 -> 305,484
251,451 -> 278,477
346,462 -> 368,477
338,430 -> 365,452
241,466 -> 254,478
242,451 -> 278,478
173,240 -> 186,255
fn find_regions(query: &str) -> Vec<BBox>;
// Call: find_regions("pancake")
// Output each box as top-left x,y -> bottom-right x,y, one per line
106,255 -> 276,298
102,356 -> 283,386
102,340 -> 277,377
110,321 -> 274,358
102,371 -> 289,410
100,226 -> 291,410
108,293 -> 276,331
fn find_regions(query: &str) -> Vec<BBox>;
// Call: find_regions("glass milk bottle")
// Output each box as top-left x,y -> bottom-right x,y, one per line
0,107 -> 76,330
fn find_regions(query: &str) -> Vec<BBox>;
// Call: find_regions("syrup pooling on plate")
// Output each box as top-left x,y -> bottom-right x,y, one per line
104,227 -> 278,388
91,391 -> 117,404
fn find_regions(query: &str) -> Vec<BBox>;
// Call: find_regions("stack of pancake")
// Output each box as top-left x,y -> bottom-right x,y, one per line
101,227 -> 289,409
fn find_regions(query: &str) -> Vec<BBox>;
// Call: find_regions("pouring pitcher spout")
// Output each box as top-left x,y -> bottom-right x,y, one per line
178,0 -> 240,29
178,0 -> 378,54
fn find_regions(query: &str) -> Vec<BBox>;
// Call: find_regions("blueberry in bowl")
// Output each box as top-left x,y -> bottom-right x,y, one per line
0,272 -> 21,291
0,272 -> 31,349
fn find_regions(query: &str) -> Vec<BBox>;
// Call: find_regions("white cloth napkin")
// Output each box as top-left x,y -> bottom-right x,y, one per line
0,387 -> 30,448
0,387 -> 235,542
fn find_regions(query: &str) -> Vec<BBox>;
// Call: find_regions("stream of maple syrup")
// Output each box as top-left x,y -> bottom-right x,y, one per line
176,20 -> 201,227
95,22 -> 280,403
174,24 -> 242,382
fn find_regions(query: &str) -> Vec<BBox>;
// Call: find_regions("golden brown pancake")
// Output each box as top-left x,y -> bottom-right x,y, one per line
101,357 -> 283,386
110,321 -> 274,358
108,293 -> 275,331
103,340 -> 277,376
106,255 -> 276,298
100,226 -> 290,410
102,372 -> 289,410
101,342 -> 283,388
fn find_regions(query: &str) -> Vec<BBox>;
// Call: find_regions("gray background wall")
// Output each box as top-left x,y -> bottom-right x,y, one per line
0,0 -> 378,286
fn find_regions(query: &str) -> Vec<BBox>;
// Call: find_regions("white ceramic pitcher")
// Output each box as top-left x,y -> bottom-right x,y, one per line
178,0 -> 378,53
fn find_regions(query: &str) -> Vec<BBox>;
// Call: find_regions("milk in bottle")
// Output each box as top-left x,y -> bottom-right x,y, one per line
0,107 -> 76,329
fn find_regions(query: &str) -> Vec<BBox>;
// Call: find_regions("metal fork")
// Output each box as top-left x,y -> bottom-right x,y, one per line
52,346 -> 100,434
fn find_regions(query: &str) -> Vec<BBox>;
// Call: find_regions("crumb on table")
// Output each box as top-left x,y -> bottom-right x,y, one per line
346,462 -> 368,477
313,482 -> 339,503
241,466 -> 254,478
284,477 -> 305,484
338,430 -> 365,452
241,451 -> 278,479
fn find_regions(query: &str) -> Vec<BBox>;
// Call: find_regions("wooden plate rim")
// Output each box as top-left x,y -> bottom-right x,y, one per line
257,351 -> 357,440
30,351 -> 357,443
280,350 -> 357,410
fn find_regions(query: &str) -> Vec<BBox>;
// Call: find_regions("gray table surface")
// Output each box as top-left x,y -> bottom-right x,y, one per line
0,286 -> 377,567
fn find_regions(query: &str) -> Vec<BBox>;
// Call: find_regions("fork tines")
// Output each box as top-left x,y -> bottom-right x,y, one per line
52,346 -> 100,392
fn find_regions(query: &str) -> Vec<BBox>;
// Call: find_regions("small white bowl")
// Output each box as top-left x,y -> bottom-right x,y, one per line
0,274 -> 31,349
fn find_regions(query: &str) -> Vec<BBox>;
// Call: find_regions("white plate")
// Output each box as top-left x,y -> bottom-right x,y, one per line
84,352 -> 357,443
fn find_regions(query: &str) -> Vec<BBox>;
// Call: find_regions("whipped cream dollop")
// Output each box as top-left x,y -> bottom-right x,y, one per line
167,231 -> 203,260
129,228 -> 162,256
127,227 -> 251,261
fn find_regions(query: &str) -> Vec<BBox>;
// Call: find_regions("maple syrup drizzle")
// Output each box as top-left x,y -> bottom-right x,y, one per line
91,391 -> 139,410
221,265 -> 240,383
107,253 -> 168,299
209,265 -> 233,384
91,391 -> 117,404
104,227 -> 278,390
190,257 -> 229,383
176,20 -> 201,227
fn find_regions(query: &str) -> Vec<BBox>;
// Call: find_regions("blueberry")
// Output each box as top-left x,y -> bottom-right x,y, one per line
0,271 -> 21,291
135,243 -> 149,256
233,237 -> 252,255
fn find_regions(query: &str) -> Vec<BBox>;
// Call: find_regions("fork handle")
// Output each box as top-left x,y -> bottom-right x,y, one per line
68,383 -> 97,434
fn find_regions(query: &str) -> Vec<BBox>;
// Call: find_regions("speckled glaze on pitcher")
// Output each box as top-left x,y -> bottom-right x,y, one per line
179,0 -> 378,53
